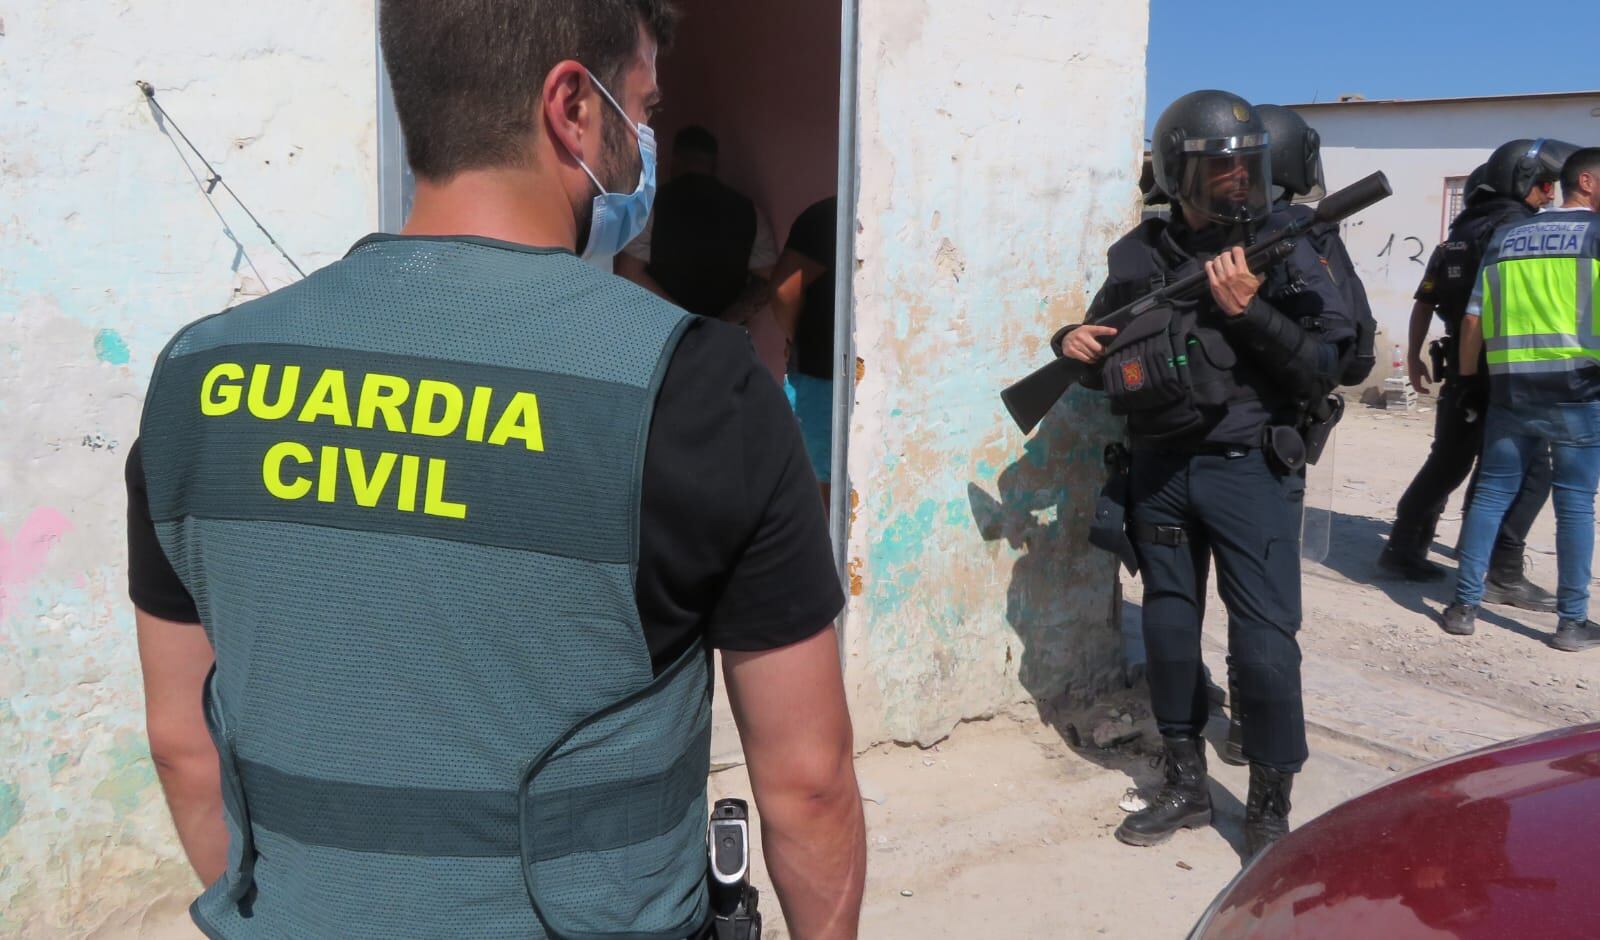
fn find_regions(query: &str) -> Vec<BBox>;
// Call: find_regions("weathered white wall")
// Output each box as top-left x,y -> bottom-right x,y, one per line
0,2 -> 378,933
843,1 -> 1148,746
1291,95 -> 1600,346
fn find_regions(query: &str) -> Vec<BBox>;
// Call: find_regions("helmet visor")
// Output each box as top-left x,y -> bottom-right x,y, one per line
1180,146 -> 1272,224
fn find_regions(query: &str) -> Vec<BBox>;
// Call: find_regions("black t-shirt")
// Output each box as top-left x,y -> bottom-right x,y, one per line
126,317 -> 844,675
786,197 -> 838,380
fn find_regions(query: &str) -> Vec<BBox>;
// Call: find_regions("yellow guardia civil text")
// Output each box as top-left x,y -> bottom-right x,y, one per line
198,362 -> 548,520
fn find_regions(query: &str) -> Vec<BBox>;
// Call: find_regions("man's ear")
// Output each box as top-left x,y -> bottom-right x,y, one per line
542,61 -> 593,163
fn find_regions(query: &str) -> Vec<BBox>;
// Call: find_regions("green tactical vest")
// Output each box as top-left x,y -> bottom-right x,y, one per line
1474,209 -> 1600,406
138,235 -> 713,939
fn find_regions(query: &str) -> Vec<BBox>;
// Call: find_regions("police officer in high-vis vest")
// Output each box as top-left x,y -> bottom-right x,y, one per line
1443,148 -> 1600,651
1380,139 -> 1578,598
125,3 -> 866,937
1058,91 -> 1357,861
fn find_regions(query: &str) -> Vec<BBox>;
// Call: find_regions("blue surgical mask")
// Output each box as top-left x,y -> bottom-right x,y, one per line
570,69 -> 657,262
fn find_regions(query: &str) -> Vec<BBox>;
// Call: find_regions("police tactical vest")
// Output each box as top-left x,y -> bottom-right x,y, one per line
1094,219 -> 1285,443
1476,209 -> 1600,407
138,236 -> 713,939
1433,198 -> 1536,333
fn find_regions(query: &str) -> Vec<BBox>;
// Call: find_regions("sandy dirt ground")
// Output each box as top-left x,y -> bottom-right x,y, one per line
120,401 -> 1596,940
717,401 -> 1596,940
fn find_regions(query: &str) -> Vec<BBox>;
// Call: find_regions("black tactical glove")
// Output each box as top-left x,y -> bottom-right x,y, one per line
1456,373 -> 1490,424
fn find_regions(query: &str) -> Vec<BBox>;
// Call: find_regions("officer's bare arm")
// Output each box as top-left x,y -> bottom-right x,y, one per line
770,249 -> 827,341
1407,300 -> 1436,393
1457,314 -> 1484,378
136,609 -> 227,886
724,626 -> 866,939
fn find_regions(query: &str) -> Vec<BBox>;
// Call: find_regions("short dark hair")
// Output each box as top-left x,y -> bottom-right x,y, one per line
673,125 -> 718,157
1561,148 -> 1600,199
380,0 -> 678,180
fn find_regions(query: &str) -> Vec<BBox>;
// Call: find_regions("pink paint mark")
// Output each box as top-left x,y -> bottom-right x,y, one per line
0,508 -> 73,620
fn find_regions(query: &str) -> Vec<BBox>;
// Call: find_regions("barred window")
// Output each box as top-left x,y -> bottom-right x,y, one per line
1442,176 -> 1468,238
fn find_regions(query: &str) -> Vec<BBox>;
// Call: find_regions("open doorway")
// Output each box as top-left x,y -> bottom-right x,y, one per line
641,0 -> 848,543
376,0 -> 855,561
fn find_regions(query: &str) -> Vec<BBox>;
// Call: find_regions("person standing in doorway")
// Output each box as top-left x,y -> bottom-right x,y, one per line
616,124 -> 778,317
127,2 -> 865,936
772,195 -> 839,505
1443,148 -> 1600,650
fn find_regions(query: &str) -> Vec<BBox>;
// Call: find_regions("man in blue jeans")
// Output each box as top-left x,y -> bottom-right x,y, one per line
1444,147 -> 1600,651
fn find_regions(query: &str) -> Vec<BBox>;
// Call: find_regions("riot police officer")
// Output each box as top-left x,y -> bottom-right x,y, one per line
1193,104 -> 1376,769
1057,91 -> 1357,859
1380,139 -> 1576,603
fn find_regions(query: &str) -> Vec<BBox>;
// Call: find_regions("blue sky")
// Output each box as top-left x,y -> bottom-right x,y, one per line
1146,0 -> 1598,136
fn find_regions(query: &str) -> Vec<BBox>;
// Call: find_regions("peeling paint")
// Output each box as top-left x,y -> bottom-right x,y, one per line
2,3 -> 380,932
0,781 -> 23,840
92,328 -> 129,365
842,0 -> 1148,746
91,735 -> 159,817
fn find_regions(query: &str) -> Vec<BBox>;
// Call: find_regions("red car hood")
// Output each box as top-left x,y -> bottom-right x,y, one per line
1193,724 -> 1600,939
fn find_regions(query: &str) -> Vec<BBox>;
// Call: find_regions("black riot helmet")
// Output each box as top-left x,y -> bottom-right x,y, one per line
1484,138 -> 1580,200
1463,162 -> 1491,207
1151,90 -> 1273,226
1257,104 -> 1326,204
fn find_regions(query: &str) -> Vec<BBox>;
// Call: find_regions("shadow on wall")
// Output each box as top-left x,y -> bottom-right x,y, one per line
970,387 -> 1125,723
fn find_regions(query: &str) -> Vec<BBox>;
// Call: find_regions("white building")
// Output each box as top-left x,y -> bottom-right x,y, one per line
1290,92 -> 1600,346
2,1 -> 1147,932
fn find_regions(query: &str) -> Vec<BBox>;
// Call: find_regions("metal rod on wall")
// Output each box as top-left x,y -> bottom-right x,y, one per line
829,0 -> 861,658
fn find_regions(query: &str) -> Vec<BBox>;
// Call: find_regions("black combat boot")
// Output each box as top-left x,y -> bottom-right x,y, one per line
1221,682 -> 1246,766
1379,522 -> 1445,582
1243,764 -> 1294,860
1553,618 -> 1600,652
1484,555 -> 1557,613
1441,602 -> 1478,637
1116,736 -> 1212,847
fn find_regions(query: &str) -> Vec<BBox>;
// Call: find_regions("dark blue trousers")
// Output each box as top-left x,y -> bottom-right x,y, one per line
1130,447 -> 1308,773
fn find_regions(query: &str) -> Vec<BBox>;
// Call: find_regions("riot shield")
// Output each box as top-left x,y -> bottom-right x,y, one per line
1301,426 -> 1336,565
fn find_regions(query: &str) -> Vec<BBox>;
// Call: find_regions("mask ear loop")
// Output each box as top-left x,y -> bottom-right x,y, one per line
573,68 -> 647,197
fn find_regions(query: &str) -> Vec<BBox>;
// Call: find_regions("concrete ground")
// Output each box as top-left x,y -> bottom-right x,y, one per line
120,401 -> 1595,939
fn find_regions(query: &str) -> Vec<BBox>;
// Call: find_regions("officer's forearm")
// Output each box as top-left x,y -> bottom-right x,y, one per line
1458,315 -> 1484,376
757,771 -> 866,939
1408,300 -> 1435,363
1222,297 -> 1336,396
153,752 -> 229,886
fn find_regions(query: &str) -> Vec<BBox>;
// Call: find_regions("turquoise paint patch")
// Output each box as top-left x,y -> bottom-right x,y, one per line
977,460 -> 998,479
0,780 -> 22,840
946,499 -> 968,526
91,736 -> 157,816
48,753 -> 70,776
868,499 -> 940,614
94,329 -> 130,365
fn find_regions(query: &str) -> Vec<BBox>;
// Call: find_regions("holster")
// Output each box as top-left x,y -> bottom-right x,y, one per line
1088,443 -> 1138,575
1298,392 -> 1345,466
1429,337 -> 1450,383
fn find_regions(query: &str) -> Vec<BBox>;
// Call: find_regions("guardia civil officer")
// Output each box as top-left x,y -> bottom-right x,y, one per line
124,2 -> 866,937
1057,91 -> 1357,859
1380,139 -> 1577,602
